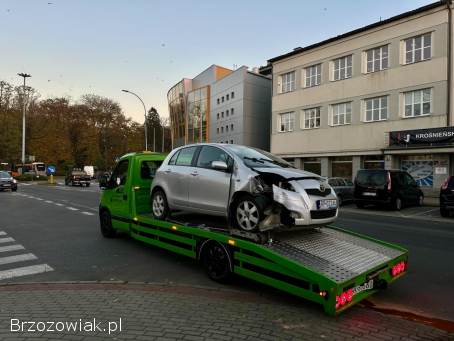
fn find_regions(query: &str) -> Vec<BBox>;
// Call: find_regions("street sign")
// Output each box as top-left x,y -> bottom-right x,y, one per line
47,165 -> 56,175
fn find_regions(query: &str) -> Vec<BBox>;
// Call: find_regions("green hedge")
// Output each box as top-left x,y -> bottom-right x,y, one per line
15,174 -> 48,181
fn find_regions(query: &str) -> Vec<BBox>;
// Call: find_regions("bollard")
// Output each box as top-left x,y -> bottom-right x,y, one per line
48,174 -> 54,184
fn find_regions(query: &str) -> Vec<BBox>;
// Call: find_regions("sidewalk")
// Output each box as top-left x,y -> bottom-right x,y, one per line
0,282 -> 452,340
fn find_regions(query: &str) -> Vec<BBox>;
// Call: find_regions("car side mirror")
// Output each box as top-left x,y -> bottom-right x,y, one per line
211,160 -> 228,171
99,174 -> 109,189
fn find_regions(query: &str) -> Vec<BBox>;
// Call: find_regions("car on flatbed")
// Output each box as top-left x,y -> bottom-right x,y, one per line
151,143 -> 338,233
98,151 -> 408,315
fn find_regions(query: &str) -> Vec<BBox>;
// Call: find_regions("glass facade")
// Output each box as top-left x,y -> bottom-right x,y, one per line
168,82 -> 210,146
187,86 -> 209,144
168,81 -> 186,147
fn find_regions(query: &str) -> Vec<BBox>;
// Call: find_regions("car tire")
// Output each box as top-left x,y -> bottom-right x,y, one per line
440,206 -> 449,217
417,194 -> 424,207
200,241 -> 232,283
233,195 -> 263,232
393,197 -> 402,211
12,187 -> 17,192
100,210 -> 116,238
338,196 -> 343,207
86,183 -> 90,187
152,190 -> 169,220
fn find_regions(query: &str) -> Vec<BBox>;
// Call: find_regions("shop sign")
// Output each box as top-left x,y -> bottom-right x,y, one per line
389,126 -> 454,147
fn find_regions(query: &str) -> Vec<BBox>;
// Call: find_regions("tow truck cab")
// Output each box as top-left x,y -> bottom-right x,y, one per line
99,152 -> 167,232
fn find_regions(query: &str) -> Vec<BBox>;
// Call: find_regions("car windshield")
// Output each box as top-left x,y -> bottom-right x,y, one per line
356,170 -> 386,186
224,145 -> 292,169
0,171 -> 10,179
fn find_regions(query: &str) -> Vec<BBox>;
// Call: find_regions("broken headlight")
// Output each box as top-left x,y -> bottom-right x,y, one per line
279,181 -> 296,192
250,176 -> 266,194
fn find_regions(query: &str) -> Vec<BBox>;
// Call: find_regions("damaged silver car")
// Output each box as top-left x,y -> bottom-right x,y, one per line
150,143 -> 338,232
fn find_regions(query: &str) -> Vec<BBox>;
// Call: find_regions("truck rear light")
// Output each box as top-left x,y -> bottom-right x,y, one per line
391,261 -> 406,277
336,288 -> 354,309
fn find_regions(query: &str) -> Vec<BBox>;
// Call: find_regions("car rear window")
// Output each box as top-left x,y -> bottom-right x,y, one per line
355,170 -> 386,186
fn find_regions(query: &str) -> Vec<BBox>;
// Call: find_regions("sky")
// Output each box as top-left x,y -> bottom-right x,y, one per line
0,0 -> 434,124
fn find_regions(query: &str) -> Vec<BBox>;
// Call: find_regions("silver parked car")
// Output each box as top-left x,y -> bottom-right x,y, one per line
150,144 -> 338,232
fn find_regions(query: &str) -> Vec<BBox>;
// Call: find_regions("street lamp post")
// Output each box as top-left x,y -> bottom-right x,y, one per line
122,89 -> 148,151
18,73 -> 31,164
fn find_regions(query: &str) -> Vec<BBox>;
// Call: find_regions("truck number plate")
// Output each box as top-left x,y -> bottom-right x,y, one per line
352,279 -> 374,296
363,192 -> 376,196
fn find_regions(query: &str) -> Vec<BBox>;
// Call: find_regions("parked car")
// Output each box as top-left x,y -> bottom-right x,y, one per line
150,143 -> 338,232
328,177 -> 354,205
354,169 -> 424,210
440,176 -> 454,217
65,169 -> 91,187
0,171 -> 17,192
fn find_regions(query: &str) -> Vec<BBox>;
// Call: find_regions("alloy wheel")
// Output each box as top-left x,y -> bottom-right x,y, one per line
236,200 -> 259,231
152,194 -> 165,217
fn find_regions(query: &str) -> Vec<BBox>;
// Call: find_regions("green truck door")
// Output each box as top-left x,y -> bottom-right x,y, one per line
110,159 -> 131,231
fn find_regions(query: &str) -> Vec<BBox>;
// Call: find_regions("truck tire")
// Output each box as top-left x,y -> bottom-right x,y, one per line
200,241 -> 232,283
233,195 -> 263,232
152,190 -> 169,220
100,210 -> 116,238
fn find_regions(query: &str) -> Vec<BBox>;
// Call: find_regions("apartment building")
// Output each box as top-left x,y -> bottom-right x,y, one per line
168,65 -> 271,150
267,1 -> 454,193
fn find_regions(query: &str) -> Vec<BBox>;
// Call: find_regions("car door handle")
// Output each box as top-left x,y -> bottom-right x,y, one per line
190,171 -> 198,176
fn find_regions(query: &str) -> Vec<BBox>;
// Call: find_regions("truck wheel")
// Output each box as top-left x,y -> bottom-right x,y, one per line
100,210 -> 116,238
200,241 -> 232,283
233,195 -> 262,232
152,190 -> 169,220
440,206 -> 449,217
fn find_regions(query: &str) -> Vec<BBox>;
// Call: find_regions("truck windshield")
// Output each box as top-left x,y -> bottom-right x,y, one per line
224,145 -> 292,169
35,164 -> 45,171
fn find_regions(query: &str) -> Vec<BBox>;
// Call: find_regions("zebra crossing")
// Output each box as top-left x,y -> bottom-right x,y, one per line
0,230 -> 53,281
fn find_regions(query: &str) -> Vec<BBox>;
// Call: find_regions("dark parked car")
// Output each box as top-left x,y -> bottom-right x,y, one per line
328,177 -> 354,205
65,169 -> 91,187
354,169 -> 424,210
440,176 -> 454,217
0,171 -> 17,192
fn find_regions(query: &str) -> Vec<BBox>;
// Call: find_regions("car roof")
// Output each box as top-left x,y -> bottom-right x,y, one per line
119,151 -> 168,162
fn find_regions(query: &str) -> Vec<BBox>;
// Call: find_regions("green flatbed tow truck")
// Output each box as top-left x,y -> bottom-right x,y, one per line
99,151 -> 408,315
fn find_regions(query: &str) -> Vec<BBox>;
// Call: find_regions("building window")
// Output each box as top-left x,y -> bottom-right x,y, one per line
281,71 -> 296,93
366,45 -> 388,73
222,96 -> 225,103
217,98 -> 220,105
403,88 -> 432,117
278,112 -> 295,132
302,107 -> 321,129
304,64 -> 321,87
226,125 -> 229,132
230,139 -> 233,144
332,55 -> 352,81
230,124 -> 234,131
221,127 -> 224,133
330,102 -> 352,126
226,94 -> 229,101
231,91 -> 234,99
217,113 -> 220,120
404,33 -> 431,64
222,112 -> 224,118
364,96 -> 388,122
231,108 -> 234,115
226,109 -> 229,116
216,128 -> 219,134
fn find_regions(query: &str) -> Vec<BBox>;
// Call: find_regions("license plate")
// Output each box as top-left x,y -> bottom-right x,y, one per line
352,279 -> 374,296
363,192 -> 376,196
318,199 -> 337,210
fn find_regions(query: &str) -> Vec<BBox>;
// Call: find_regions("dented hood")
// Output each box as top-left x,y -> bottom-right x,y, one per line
253,167 -> 321,180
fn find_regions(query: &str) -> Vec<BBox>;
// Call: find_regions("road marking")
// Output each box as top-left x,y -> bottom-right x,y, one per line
0,244 -> 25,253
0,231 -> 6,236
0,264 -> 54,281
54,203 -> 64,207
0,237 -> 15,244
35,198 -> 44,201
44,200 -> 54,204
66,207 -> 79,211
81,211 -> 95,216
0,253 -> 37,266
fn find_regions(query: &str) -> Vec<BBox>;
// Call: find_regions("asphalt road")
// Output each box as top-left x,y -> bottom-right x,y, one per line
0,182 -> 453,324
